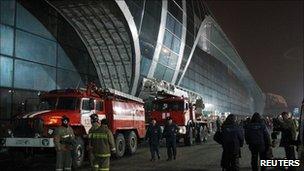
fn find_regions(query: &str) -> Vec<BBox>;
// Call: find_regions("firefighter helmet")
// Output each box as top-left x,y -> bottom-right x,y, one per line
61,115 -> 70,124
100,118 -> 108,125
90,113 -> 99,123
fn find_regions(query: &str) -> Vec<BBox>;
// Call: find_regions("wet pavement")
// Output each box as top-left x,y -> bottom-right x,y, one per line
0,137 -> 300,171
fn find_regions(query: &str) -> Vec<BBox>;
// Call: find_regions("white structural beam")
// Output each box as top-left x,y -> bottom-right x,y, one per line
115,0 -> 141,95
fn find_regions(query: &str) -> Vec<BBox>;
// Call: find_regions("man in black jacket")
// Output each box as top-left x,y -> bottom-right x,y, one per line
218,114 -> 244,171
163,117 -> 179,161
245,113 -> 270,171
276,112 -> 297,159
146,118 -> 162,161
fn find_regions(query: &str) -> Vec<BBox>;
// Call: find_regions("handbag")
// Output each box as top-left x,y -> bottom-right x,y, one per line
265,147 -> 273,159
213,130 -> 223,144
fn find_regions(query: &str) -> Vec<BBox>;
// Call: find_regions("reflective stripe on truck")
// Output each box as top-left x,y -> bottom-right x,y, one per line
1,138 -> 55,147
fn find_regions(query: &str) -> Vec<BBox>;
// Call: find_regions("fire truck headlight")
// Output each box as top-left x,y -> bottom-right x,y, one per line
0,138 -> 6,145
178,126 -> 186,134
35,133 -> 41,138
48,129 -> 54,135
45,116 -> 61,125
7,129 -> 12,136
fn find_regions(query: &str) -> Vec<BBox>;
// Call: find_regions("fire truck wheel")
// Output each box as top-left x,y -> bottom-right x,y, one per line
72,137 -> 84,168
115,133 -> 126,158
126,131 -> 137,155
185,127 -> 194,146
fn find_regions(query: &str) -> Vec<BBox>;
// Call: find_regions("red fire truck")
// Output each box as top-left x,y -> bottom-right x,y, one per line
141,78 -> 206,146
1,83 -> 145,167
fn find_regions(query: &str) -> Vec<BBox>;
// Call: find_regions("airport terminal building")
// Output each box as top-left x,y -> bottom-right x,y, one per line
0,0 -> 265,120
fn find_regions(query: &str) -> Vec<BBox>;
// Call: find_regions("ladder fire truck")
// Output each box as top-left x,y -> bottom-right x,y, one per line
140,78 -> 206,146
0,83 -> 145,167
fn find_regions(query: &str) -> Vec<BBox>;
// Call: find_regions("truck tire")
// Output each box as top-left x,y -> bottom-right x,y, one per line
72,137 -> 84,168
126,131 -> 137,155
185,127 -> 194,146
115,133 -> 126,158
196,125 -> 204,143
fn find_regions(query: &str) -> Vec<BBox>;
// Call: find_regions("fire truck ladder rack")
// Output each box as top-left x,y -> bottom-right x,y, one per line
82,83 -> 144,103
140,78 -> 202,103
105,88 -> 144,103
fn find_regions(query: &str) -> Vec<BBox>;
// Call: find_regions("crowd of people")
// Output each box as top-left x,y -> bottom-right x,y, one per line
53,111 -> 301,171
214,112 -> 300,171
54,114 -> 182,171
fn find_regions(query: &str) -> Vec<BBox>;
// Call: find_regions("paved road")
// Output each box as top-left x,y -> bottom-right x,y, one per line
0,138 -> 298,171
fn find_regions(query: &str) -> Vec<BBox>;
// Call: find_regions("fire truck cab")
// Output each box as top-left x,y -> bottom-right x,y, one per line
0,84 -> 145,167
141,78 -> 206,146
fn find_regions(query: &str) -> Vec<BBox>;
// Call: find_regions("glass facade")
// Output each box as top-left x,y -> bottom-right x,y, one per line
0,1 -> 98,120
153,1 -> 184,82
127,0 -> 264,114
180,48 -> 252,114
0,0 -> 265,120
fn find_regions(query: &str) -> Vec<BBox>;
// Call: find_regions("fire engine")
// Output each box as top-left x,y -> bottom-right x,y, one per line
0,83 -> 145,167
140,78 -> 206,146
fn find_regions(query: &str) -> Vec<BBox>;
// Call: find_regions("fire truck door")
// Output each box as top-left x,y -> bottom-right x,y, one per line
81,98 -> 95,133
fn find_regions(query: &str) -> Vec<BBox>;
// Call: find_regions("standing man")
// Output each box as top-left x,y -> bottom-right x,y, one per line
88,113 -> 101,167
54,115 -> 75,171
89,119 -> 116,171
216,115 -> 222,132
276,112 -> 297,163
146,118 -> 162,161
163,117 -> 179,161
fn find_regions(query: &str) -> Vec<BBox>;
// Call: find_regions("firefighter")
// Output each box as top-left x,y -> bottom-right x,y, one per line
88,113 -> 101,167
54,115 -> 75,171
89,119 -> 116,171
202,119 -> 210,142
216,115 -> 222,132
146,118 -> 162,161
163,117 -> 179,161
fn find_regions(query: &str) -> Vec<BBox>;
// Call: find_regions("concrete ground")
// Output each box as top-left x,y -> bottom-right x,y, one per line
0,138 -> 300,171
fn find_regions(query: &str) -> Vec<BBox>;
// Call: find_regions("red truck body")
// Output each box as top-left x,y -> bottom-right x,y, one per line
1,84 -> 145,167
151,97 -> 194,126
151,96 -> 206,146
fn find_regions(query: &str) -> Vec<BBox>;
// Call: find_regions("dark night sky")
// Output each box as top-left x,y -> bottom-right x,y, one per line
206,1 -> 303,109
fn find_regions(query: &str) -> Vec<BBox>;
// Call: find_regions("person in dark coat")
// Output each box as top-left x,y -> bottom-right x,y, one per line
216,116 -> 222,132
276,112 -> 297,166
218,114 -> 244,171
163,117 -> 179,161
245,113 -> 270,171
146,118 -> 162,161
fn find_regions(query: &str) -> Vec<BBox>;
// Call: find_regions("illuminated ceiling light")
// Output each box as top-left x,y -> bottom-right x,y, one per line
162,47 -> 169,54
205,103 -> 214,108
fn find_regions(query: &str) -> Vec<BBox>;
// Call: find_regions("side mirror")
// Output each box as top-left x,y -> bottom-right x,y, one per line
19,102 -> 26,114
